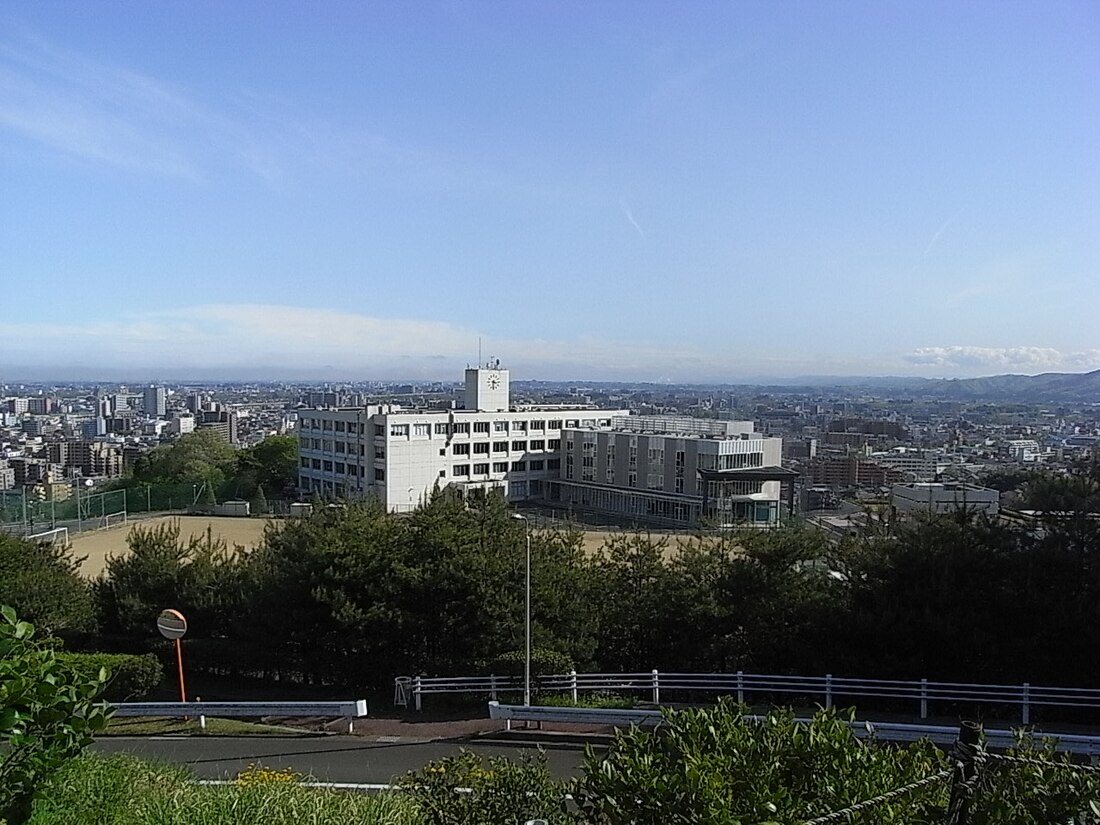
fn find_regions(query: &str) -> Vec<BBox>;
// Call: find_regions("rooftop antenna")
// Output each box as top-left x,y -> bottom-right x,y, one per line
478,337 -> 482,368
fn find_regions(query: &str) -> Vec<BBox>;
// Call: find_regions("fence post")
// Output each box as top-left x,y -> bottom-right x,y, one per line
737,670 -> 744,704
1022,682 -> 1030,725
652,669 -> 660,705
920,678 -> 928,720
945,720 -> 983,825
570,670 -> 578,704
490,674 -> 498,701
825,673 -> 833,709
414,676 -> 422,712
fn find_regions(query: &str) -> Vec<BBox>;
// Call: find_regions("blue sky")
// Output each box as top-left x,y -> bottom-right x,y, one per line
2,1 -> 1097,381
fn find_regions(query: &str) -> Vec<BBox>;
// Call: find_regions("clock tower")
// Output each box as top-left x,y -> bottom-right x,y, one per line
464,360 -> 510,412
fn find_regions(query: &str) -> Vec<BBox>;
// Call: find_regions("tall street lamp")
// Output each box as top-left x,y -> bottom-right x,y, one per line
511,512 -> 531,707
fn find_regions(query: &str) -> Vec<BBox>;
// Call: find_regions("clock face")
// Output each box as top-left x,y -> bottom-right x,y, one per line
487,371 -> 501,390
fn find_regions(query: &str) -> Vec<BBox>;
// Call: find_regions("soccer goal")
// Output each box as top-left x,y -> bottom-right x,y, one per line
26,526 -> 70,548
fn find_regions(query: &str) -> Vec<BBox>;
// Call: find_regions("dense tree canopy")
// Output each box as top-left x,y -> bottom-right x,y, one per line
84,461 -> 1100,695
0,534 -> 94,636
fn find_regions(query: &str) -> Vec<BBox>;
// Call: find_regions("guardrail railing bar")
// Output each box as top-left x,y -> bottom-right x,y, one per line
405,671 -> 1100,725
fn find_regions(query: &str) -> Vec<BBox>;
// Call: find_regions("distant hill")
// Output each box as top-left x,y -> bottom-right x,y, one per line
910,369 -> 1100,402
807,369 -> 1100,403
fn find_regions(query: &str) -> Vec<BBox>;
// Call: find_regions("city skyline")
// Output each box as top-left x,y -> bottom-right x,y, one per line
2,2 -> 1098,380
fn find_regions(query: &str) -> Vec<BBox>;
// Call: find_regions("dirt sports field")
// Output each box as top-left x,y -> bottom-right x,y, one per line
69,516 -> 696,578
70,516 -> 274,578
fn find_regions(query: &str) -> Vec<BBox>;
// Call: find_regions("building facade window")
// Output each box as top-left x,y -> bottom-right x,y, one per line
493,462 -> 508,473
453,464 -> 470,477
453,443 -> 470,455
474,462 -> 490,475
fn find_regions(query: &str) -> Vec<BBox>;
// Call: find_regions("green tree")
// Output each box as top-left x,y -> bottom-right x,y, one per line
0,606 -> 112,825
0,534 -> 94,636
93,521 -> 241,639
250,485 -> 269,516
133,429 -> 236,487
234,434 -> 298,499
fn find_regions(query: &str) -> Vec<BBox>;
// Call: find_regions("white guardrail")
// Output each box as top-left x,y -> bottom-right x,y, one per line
487,702 -> 1100,757
399,671 -> 1100,725
111,700 -> 369,733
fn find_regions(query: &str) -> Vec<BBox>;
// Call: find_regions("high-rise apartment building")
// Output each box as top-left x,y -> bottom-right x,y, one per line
143,386 -> 167,418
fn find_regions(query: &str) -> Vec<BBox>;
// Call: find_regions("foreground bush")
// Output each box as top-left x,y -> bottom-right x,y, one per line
28,754 -> 419,825
399,750 -> 570,825
572,701 -> 947,825
1,607 -> 111,825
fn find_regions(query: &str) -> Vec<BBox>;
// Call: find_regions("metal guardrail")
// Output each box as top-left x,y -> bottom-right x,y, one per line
110,700 -> 369,733
487,702 -> 1100,756
404,670 -> 1100,724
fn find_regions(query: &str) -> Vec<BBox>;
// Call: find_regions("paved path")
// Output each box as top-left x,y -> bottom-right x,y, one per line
92,734 -> 592,785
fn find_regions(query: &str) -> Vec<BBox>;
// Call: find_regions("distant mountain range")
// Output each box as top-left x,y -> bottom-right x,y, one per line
906,369 -> 1100,402
806,369 -> 1100,402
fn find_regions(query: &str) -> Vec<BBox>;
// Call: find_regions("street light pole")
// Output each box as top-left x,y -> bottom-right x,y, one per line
511,513 -> 531,707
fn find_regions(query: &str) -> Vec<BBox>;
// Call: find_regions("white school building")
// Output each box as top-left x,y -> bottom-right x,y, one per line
297,365 -> 629,511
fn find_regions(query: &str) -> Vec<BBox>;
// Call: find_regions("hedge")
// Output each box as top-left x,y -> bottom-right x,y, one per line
56,653 -> 163,702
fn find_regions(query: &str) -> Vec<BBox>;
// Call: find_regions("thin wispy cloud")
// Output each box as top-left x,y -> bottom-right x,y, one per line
921,217 -> 953,257
619,198 -> 646,239
0,304 -> 858,381
0,25 -> 498,188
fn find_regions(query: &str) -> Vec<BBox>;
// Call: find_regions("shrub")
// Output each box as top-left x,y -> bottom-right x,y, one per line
480,648 -> 574,678
537,693 -> 637,710
399,750 -> 569,825
1,606 -> 112,825
571,700 -> 948,825
55,653 -> 163,702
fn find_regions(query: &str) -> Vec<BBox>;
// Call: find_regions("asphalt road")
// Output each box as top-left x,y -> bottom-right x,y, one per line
92,734 -> 592,785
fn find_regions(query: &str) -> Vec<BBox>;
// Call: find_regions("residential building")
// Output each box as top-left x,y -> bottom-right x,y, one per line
143,385 -> 167,418
1005,439 -> 1043,463
197,410 -> 239,445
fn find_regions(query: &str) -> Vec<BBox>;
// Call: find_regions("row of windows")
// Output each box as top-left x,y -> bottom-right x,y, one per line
381,418 -> 590,438
305,416 -> 620,438
451,459 -> 559,477
452,439 -> 558,456
301,419 -> 367,434
301,458 -> 366,477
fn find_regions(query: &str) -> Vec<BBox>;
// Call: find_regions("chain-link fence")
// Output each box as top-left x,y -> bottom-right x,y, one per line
804,720 -> 1100,825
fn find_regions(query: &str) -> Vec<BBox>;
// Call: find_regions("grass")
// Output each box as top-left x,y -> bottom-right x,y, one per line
104,715 -> 305,736
28,754 -> 420,825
